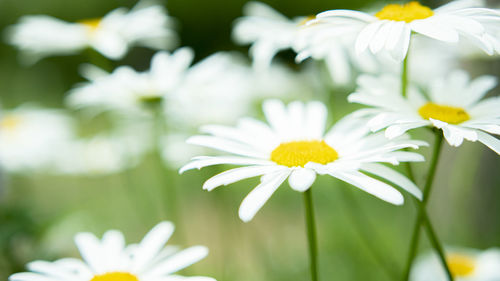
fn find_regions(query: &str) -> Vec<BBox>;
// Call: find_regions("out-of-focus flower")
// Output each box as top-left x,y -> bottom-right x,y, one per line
349,70 -> 500,153
9,221 -> 216,281
180,99 -> 425,222
67,47 -> 194,114
232,1 -> 308,71
54,132 -> 149,175
411,247 -> 500,280
305,0 -> 500,61
6,0 -> 177,62
162,53 -> 318,167
0,106 -> 75,173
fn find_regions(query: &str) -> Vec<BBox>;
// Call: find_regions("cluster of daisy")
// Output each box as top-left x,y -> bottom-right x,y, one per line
2,0 -> 500,280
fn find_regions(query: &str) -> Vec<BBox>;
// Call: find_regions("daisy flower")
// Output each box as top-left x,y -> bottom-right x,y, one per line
9,221 -> 215,281
67,47 -> 194,114
180,99 -> 426,222
411,247 -> 500,280
6,1 -> 177,62
348,70 -> 500,154
305,0 -> 500,61
0,106 -> 75,173
232,1 -> 308,70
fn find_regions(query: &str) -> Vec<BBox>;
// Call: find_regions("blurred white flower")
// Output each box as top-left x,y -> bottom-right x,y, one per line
6,0 -> 177,62
232,1 -> 308,71
9,221 -> 216,281
162,53 -> 318,168
55,132 -> 149,176
67,47 -> 194,114
181,100 -> 426,222
0,106 -> 75,173
305,0 -> 500,61
349,70 -> 500,153
411,247 -> 500,281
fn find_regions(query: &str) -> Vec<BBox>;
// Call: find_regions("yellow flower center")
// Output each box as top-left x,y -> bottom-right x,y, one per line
375,1 -> 434,23
90,272 -> 139,281
0,115 -> 21,131
418,102 -> 470,124
79,18 -> 102,32
447,254 -> 476,277
270,140 -> 338,167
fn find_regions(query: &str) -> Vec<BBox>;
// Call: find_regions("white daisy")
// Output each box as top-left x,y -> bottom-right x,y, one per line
0,106 -> 75,173
306,0 -> 500,61
67,47 -> 194,114
411,247 -> 500,281
348,70 -> 500,154
180,99 -> 426,222
6,0 -> 177,62
9,221 -> 216,281
232,1 -> 310,71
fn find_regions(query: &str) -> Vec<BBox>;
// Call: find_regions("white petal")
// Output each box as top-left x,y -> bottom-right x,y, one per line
361,163 -> 422,200
304,101 -> 328,139
369,21 -> 392,53
186,136 -> 267,159
385,121 -> 429,139
390,25 -> 411,61
74,233 -> 105,273
179,156 -> 274,174
288,168 -> 316,192
239,170 -> 290,222
203,165 -> 283,191
9,273 -> 57,281
476,130 -> 500,154
410,18 -> 459,43
385,21 -> 405,50
132,221 -> 175,272
329,170 -> 404,205
143,246 -> 209,278
355,21 -> 384,54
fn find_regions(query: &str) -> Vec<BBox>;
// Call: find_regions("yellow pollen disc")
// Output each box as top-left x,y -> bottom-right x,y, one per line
418,102 -> 470,125
0,115 -> 21,131
270,140 -> 338,167
90,272 -> 139,281
79,18 -> 102,31
375,1 -> 434,23
447,254 -> 476,277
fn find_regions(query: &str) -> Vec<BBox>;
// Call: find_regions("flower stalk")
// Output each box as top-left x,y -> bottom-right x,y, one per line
303,188 -> 319,281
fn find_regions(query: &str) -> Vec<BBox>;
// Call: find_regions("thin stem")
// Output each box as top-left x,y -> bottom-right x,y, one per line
401,132 -> 453,280
401,52 -> 409,98
303,189 -> 319,281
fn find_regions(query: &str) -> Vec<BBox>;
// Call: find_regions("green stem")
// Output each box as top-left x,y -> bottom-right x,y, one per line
152,107 -> 179,223
303,189 -> 319,281
401,51 -> 409,98
401,133 -> 454,280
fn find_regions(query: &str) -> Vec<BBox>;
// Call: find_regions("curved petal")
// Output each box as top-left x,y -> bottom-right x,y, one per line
288,168 -> 316,192
239,170 -> 290,222
361,163 -> 422,200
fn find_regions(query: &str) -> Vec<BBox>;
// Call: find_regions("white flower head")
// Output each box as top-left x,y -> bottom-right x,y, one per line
9,222 -> 216,281
232,1 -> 309,71
0,106 -> 75,173
305,0 -> 500,61
6,0 -> 178,62
67,47 -> 194,114
411,247 -> 500,281
180,99 -> 427,222
349,70 -> 500,154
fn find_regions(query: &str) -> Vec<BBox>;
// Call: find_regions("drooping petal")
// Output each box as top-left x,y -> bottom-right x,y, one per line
238,170 -> 290,222
288,168 -> 317,192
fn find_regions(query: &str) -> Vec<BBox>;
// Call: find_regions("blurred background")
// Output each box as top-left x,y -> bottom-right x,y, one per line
0,0 -> 499,280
